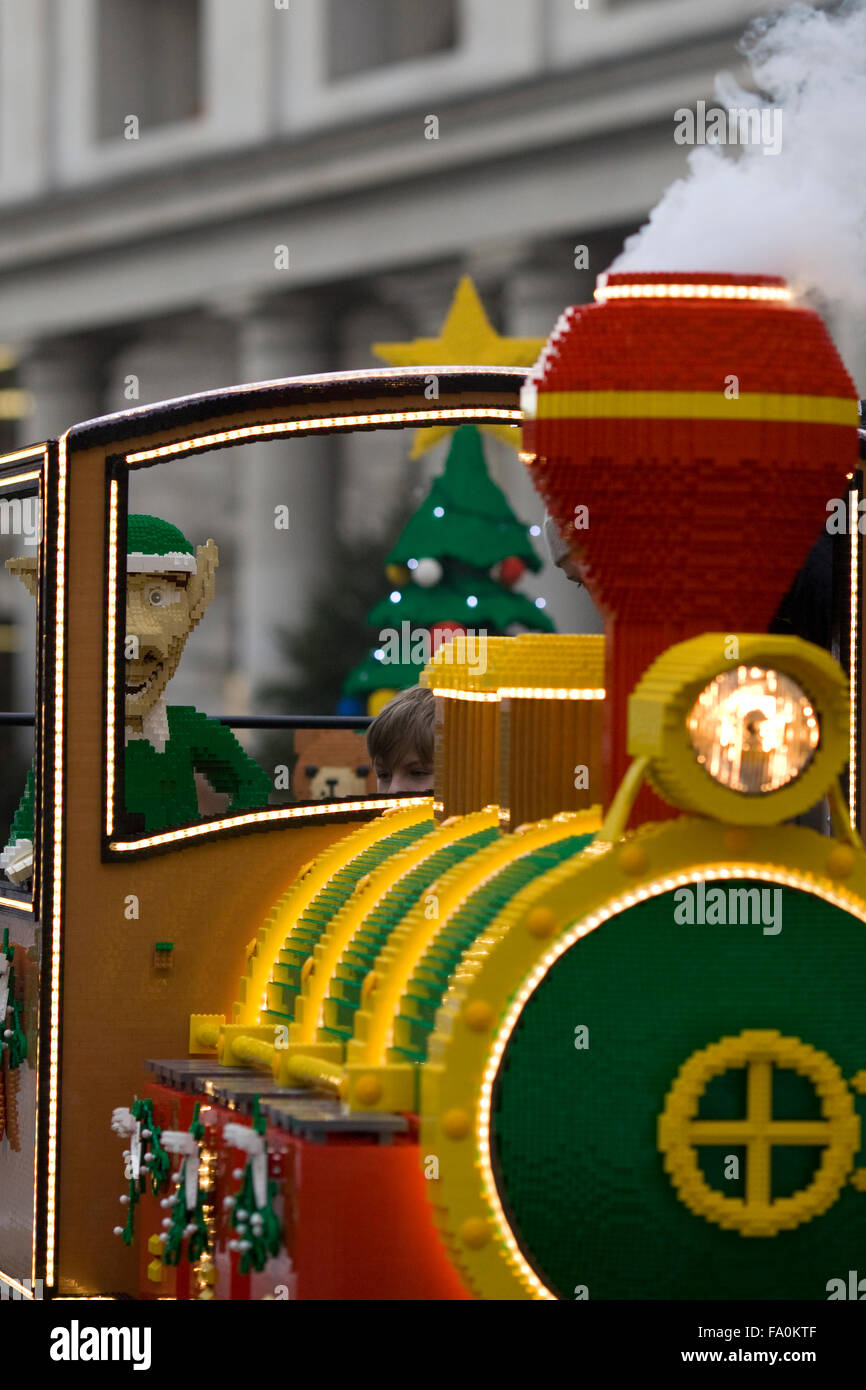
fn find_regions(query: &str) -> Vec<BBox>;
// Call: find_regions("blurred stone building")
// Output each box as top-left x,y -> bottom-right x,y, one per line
0,0 -> 860,714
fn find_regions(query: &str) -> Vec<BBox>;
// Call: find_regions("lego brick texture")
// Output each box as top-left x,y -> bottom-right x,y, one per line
491,882 -> 866,1298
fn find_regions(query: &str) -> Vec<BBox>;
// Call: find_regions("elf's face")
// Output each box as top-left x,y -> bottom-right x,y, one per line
125,541 -> 217,722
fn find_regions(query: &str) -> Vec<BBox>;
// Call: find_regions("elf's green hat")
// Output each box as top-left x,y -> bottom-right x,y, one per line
127,514 -> 196,574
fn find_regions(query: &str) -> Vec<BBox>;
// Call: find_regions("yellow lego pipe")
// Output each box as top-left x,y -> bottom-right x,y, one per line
349,810 -> 600,1066
221,1029 -> 348,1096
290,808 -> 498,1046
273,1052 -> 347,1095
231,1035 -> 276,1069
236,802 -> 430,1026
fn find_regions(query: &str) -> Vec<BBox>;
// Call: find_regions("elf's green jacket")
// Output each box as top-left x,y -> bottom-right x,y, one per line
7,706 -> 271,840
126,707 -> 271,830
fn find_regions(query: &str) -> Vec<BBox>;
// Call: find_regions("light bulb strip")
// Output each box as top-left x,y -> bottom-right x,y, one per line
0,468 -> 42,488
431,688 -> 500,703
0,440 -> 47,468
105,482 -> 119,838
108,796 -> 426,853
0,894 -> 32,913
850,485 -> 859,826
125,408 -> 521,465
46,433 -> 69,1287
595,282 -> 792,303
497,687 -> 605,700
430,688 -> 604,702
0,1271 -> 39,1300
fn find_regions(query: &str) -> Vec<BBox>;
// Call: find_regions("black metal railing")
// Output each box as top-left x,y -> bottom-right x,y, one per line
0,713 -> 371,729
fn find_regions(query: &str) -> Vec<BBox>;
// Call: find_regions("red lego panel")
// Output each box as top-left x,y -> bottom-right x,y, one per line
290,1130 -> 472,1301
138,1083 -> 470,1300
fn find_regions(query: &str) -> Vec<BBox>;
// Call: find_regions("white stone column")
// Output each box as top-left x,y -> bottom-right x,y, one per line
229,293 -> 338,706
15,338 -> 106,723
336,295 -> 414,544
17,336 -> 105,442
375,264 -> 463,338
11,339 -> 107,717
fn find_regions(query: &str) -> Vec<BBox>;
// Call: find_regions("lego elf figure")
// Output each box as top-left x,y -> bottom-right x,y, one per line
1,514 -> 271,881
123,514 -> 270,832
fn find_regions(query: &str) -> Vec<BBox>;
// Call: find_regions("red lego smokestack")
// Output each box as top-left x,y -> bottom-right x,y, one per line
522,270 -> 860,824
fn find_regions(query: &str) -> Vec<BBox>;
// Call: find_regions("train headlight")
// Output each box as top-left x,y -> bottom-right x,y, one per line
687,666 -> 819,795
629,635 -> 849,825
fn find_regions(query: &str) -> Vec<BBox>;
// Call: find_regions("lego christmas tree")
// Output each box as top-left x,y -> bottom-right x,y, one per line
342,425 -> 553,712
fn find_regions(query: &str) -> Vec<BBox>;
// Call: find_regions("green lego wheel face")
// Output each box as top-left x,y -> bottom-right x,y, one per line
490,881 -> 866,1299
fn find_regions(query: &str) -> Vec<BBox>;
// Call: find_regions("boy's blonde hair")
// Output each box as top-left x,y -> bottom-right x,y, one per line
367,685 -> 435,768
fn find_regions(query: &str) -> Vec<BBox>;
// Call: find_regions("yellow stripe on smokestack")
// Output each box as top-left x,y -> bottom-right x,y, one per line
526,390 -> 858,425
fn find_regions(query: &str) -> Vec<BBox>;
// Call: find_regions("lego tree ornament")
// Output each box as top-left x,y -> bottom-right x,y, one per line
522,270 -> 860,821
493,556 -> 526,587
343,426 -> 552,709
430,620 -> 466,649
111,1098 -> 172,1246
224,1100 -> 282,1275
160,1104 -> 210,1266
413,558 -> 443,588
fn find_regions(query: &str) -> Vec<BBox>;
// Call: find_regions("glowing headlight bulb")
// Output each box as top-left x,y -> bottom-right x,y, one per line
687,666 -> 819,794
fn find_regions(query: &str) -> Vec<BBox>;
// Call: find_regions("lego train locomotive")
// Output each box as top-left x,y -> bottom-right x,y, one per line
1,272 -> 866,1300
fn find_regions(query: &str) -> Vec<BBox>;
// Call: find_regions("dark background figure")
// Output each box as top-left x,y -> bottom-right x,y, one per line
769,527 -> 838,655
769,525 -> 849,834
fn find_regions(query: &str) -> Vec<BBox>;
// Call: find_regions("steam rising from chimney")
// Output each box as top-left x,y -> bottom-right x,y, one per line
609,2 -> 866,312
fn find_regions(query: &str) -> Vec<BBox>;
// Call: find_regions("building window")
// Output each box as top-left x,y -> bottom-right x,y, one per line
96,0 -> 202,142
327,0 -> 458,80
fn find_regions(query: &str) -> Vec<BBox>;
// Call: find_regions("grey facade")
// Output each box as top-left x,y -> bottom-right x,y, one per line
0,0 -> 859,711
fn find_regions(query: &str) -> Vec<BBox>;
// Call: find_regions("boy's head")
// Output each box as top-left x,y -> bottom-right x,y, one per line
542,510 -> 583,585
366,685 -> 435,794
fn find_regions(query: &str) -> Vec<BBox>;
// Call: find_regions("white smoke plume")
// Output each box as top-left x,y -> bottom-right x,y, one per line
609,1 -> 866,310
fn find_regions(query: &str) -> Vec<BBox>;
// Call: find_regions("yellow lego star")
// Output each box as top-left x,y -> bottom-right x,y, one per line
373,276 -> 545,458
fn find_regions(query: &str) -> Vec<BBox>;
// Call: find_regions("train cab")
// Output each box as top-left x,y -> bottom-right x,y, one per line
2,274 -> 866,1302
